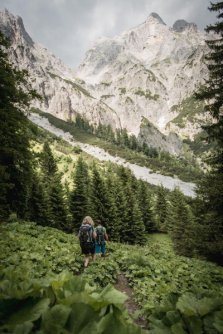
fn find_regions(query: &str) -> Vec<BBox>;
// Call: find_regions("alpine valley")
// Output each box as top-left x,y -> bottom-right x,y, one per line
0,9 -> 212,156
1,4 -> 223,333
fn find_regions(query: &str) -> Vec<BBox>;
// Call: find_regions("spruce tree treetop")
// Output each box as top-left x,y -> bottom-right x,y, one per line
70,156 -> 90,231
196,1 -> 223,143
40,142 -> 58,179
0,32 -> 39,219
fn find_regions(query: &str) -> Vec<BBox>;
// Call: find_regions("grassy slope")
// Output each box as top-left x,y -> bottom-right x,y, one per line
29,119 -> 106,188
32,110 -> 203,183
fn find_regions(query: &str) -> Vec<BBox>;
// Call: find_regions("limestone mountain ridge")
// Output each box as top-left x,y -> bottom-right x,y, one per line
0,9 -> 212,155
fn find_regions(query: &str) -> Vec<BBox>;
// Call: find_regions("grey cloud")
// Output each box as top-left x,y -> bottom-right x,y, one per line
0,0 -> 216,68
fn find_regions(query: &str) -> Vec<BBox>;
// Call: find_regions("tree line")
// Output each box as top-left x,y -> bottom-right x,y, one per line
75,113 -> 159,158
5,135 -> 197,249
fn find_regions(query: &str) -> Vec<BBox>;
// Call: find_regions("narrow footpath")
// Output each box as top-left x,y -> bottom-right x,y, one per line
115,273 -> 147,329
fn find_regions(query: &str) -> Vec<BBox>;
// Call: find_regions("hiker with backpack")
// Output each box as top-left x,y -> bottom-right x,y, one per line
78,216 -> 96,268
95,220 -> 108,257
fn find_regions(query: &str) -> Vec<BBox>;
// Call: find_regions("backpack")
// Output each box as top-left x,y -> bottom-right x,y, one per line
79,224 -> 93,243
96,226 -> 105,244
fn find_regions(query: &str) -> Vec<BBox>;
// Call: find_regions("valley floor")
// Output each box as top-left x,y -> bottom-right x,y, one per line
29,113 -> 196,197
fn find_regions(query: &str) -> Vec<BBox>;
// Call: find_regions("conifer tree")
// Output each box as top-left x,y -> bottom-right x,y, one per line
195,1 -> 223,264
70,156 -> 91,231
122,128 -> 130,147
97,122 -> 104,138
90,164 -> 109,228
115,166 -> 146,244
64,179 -> 71,203
39,142 -> 69,230
129,173 -> 139,195
165,196 -> 178,234
113,177 -> 128,242
0,32 -> 38,220
122,183 -> 146,245
129,134 -> 138,150
155,186 -> 168,232
27,173 -> 51,226
116,129 -> 122,145
105,175 -> 120,240
116,165 -> 133,186
106,124 -> 116,143
170,189 -> 195,257
138,180 -> 156,233
40,142 -> 58,181
50,173 -> 70,231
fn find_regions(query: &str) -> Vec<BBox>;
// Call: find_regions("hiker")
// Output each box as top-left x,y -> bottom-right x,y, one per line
95,220 -> 108,257
78,216 -> 96,268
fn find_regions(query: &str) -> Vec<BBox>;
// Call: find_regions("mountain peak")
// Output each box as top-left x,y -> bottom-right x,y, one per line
173,19 -> 197,32
147,12 -> 166,25
0,9 -> 34,46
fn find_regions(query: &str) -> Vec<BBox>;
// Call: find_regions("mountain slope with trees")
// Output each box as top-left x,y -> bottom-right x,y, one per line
1,2 -> 223,333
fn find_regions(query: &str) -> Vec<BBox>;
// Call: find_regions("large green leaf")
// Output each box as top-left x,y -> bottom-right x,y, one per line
77,321 -> 102,334
186,316 -> 203,334
41,304 -> 71,333
149,326 -> 172,334
0,299 -> 21,322
176,294 -> 198,316
165,310 -> 181,325
92,284 -> 128,309
67,302 -> 99,333
171,322 -> 187,334
213,310 -> 223,333
96,312 -> 145,334
196,297 -> 223,316
5,298 -> 50,327
177,293 -> 223,319
149,317 -> 172,333
62,290 -> 99,309
13,321 -> 33,334
203,314 -> 217,334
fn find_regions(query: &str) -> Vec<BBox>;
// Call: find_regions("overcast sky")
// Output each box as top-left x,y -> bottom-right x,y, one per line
0,0 -> 216,68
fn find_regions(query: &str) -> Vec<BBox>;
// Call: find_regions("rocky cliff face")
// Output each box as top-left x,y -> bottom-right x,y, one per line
76,13 -> 210,141
0,9 -> 121,130
138,118 -> 183,155
0,9 -> 211,155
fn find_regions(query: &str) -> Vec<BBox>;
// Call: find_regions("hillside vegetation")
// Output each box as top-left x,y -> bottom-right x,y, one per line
1,3 -> 223,332
32,109 -> 202,183
1,222 -> 223,333
25,120 -> 203,254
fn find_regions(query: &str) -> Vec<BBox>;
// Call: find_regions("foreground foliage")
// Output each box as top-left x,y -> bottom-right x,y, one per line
112,235 -> 223,333
1,223 -> 223,333
0,223 -> 145,333
0,271 -> 145,334
149,290 -> 223,334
